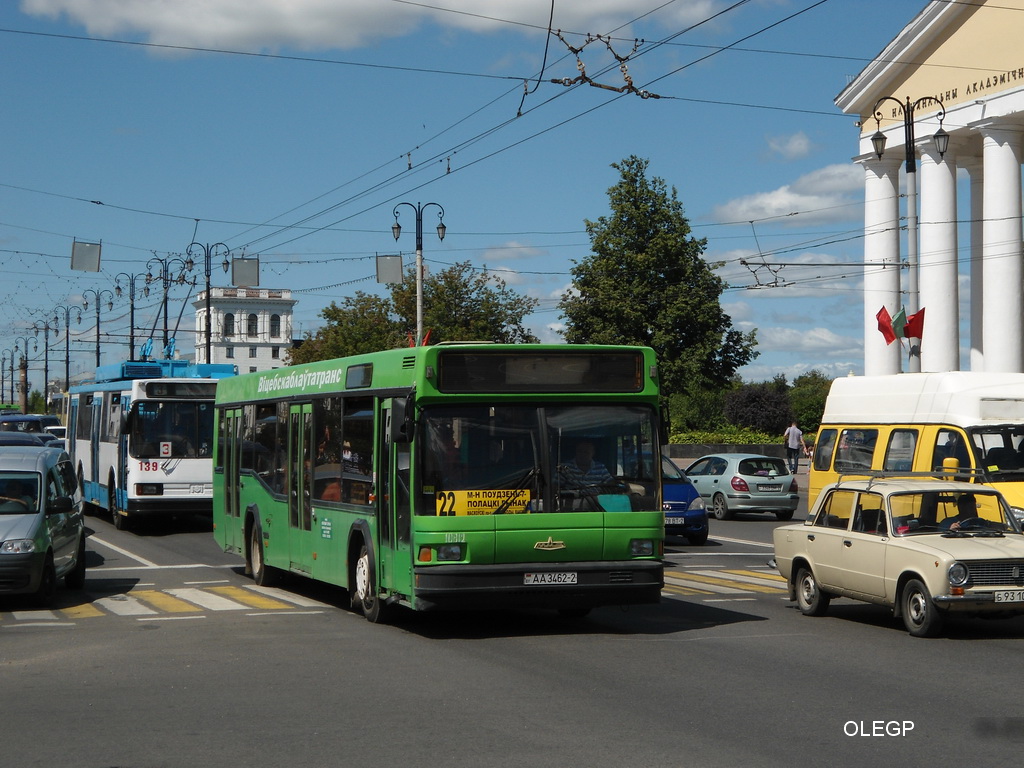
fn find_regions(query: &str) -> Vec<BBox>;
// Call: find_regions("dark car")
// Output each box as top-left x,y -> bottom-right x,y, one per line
0,432 -> 46,446
662,455 -> 708,545
0,414 -> 62,435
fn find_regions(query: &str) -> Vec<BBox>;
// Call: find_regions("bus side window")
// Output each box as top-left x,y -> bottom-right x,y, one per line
813,429 -> 837,471
883,429 -> 917,472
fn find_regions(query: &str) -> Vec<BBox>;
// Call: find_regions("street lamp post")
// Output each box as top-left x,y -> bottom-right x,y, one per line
146,256 -> 190,355
52,304 -> 83,391
0,350 -> 11,404
13,335 -> 37,412
31,319 -> 58,410
82,289 -> 114,368
114,272 -> 149,361
185,241 -> 230,364
2,350 -> 13,404
392,202 -> 446,346
870,95 -> 949,373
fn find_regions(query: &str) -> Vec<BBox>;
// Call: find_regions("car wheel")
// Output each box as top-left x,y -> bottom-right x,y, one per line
109,481 -> 129,531
352,543 -> 388,623
249,523 -> 278,587
686,530 -> 709,546
65,536 -> 86,590
902,578 -> 944,638
775,509 -> 795,521
711,493 -> 732,520
35,553 -> 57,607
795,566 -> 830,616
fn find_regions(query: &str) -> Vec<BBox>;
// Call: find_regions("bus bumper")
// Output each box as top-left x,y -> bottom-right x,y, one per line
124,497 -> 214,517
410,560 -> 663,611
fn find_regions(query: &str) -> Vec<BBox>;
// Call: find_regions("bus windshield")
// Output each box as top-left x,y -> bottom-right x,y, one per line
421,404 -> 658,515
129,401 -> 216,459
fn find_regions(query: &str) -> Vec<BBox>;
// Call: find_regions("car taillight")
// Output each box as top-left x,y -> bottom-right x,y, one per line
731,476 -> 749,492
789,477 -> 798,493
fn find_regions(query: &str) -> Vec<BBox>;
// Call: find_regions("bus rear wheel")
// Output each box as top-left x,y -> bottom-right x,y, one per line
353,544 -> 387,623
249,523 -> 277,587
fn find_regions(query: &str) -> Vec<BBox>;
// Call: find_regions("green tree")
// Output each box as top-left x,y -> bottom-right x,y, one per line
558,156 -> 757,398
788,369 -> 832,434
288,292 -> 402,365
724,380 -> 792,434
392,261 -> 539,344
288,262 -> 539,365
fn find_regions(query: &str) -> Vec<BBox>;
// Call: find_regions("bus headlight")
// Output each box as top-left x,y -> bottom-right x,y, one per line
948,562 -> 969,587
1,539 -> 35,554
630,539 -> 654,556
437,544 -> 463,561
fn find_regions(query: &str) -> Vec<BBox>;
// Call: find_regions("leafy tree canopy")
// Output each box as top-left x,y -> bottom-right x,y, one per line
288,261 -> 538,365
558,155 -> 757,398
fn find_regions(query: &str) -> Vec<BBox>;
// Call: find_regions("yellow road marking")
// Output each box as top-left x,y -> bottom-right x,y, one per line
209,585 -> 296,610
60,603 -> 105,619
724,568 -> 786,582
662,583 -> 713,596
677,572 -> 785,593
131,590 -> 204,613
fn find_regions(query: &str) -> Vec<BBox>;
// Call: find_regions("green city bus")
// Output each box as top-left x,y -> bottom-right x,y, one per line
213,343 -> 665,622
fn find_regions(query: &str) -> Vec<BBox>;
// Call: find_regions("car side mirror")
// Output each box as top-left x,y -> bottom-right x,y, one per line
47,496 -> 73,515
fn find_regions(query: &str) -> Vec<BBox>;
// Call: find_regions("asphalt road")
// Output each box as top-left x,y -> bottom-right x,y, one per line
2,492 -> 1023,767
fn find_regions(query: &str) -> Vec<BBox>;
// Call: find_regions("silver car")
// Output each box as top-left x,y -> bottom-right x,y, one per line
685,453 -> 799,521
0,446 -> 86,604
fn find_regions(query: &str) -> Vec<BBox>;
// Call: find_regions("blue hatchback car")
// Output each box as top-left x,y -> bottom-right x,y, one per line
662,455 -> 709,545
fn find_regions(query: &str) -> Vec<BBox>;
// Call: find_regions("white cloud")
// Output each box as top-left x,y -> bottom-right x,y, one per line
767,131 -> 813,160
748,325 -> 861,356
712,163 -> 862,226
21,0 -> 726,50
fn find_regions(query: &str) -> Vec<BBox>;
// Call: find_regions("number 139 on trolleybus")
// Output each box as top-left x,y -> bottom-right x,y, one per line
213,343 -> 666,622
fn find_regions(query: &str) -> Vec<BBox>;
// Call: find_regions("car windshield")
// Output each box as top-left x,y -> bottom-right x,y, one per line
969,426 -> 1024,478
738,457 -> 788,477
420,403 -> 658,515
888,491 -> 1021,536
0,473 -> 40,514
661,456 -> 686,481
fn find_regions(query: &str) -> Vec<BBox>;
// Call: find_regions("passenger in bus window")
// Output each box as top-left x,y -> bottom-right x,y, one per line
560,440 -> 614,488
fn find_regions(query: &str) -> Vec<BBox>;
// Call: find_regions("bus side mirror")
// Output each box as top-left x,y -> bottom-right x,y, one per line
391,393 -> 414,444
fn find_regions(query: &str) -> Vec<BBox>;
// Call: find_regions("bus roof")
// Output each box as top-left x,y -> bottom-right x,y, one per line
87,360 -> 237,385
823,372 -> 1024,426
214,343 -> 659,405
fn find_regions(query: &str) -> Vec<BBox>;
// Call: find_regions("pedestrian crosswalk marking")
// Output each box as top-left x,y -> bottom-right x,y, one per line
209,585 -> 295,610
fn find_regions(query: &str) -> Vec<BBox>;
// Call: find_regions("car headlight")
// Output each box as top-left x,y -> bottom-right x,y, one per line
0,539 -> 36,554
948,562 -> 969,587
690,496 -> 706,511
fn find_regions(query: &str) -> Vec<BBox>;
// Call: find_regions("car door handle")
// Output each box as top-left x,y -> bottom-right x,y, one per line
807,534 -> 815,541
843,540 -> 852,547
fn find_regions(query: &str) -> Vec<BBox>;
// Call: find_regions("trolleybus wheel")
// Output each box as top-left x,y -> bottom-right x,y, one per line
249,523 -> 277,587
353,544 -> 387,623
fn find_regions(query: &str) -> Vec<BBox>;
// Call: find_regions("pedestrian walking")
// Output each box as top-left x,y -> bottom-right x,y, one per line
784,421 -> 803,473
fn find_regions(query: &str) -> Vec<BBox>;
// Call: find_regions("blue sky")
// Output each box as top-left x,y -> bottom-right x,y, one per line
1,0 -> 924,392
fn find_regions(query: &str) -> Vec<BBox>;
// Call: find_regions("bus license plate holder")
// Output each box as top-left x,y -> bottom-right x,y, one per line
524,571 -> 577,585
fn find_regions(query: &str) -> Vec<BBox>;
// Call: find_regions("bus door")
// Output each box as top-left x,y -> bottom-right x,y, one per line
378,401 -> 412,595
287,403 -> 313,573
221,408 -> 243,547
89,395 -> 101,486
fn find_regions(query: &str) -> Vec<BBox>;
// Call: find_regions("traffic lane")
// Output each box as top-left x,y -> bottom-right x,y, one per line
82,509 -> 239,572
4,592 -> 1022,767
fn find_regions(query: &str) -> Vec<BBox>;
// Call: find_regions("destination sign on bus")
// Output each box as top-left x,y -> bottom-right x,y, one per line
437,350 -> 644,393
435,489 -> 530,515
145,382 -> 218,398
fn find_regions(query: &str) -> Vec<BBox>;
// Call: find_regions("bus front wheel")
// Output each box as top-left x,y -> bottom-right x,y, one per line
353,544 -> 387,623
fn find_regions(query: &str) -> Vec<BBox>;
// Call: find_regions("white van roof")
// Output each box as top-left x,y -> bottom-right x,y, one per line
823,372 -> 1024,426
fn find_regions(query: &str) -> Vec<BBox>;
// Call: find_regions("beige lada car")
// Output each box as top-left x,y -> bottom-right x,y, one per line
773,476 -> 1024,637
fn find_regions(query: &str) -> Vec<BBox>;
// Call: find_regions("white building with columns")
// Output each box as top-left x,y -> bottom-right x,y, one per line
192,287 -> 297,372
836,0 -> 1024,375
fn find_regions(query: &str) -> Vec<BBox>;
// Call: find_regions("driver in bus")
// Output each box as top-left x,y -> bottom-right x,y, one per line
560,440 -> 614,489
